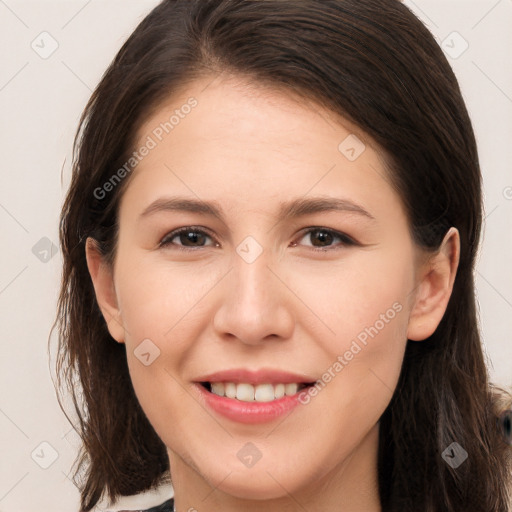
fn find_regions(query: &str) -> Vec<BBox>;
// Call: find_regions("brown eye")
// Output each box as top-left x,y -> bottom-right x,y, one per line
298,228 -> 356,249
178,230 -> 208,246
160,227 -> 216,248
310,229 -> 334,247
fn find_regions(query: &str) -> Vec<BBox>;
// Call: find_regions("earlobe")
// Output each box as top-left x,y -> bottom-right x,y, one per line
407,227 -> 460,341
85,237 -> 125,343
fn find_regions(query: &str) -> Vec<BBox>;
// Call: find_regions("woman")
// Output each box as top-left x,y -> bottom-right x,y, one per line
54,0 -> 512,511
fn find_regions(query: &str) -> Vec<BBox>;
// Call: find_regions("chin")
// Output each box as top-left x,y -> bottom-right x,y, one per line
205,465 -> 304,501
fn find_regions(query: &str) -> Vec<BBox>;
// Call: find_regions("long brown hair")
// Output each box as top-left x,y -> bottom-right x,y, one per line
53,0 -> 512,510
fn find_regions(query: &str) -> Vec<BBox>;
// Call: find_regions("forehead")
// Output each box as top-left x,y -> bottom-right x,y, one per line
136,74 -> 378,157
122,74 -> 401,223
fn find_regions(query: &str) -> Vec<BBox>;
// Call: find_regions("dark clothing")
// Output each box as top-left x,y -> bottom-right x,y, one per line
119,498 -> 174,512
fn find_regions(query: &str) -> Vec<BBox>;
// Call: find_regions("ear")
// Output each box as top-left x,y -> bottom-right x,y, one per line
407,227 -> 460,341
85,237 -> 125,343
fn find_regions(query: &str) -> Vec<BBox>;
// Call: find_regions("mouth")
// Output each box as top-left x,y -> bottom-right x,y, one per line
193,369 -> 318,423
199,381 -> 315,402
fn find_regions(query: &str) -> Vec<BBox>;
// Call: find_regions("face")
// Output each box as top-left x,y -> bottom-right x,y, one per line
87,74 -> 456,505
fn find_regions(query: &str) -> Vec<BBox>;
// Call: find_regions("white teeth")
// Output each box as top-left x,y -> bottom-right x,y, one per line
225,382 -> 237,399
274,383 -> 285,399
285,383 -> 298,396
211,382 -> 225,397
254,384 -> 275,402
207,382 -> 305,402
236,383 -> 255,401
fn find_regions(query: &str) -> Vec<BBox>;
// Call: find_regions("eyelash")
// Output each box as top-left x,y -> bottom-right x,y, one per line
158,226 -> 358,252
159,226 -> 218,251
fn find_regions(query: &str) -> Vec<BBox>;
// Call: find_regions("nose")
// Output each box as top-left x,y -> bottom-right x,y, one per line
212,253 -> 295,345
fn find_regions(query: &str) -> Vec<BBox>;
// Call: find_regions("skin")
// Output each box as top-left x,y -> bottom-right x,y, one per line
86,73 -> 460,512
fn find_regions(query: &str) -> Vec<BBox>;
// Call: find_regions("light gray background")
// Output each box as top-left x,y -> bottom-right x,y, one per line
0,1 -> 510,511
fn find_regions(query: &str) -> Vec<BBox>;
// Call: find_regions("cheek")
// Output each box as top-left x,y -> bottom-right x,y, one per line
286,246 -> 414,355
113,255 -> 227,409
114,253 -> 226,343
287,246 -> 413,420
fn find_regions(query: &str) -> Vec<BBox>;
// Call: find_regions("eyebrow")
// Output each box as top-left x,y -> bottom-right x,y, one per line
140,197 -> 224,220
139,196 -> 376,222
279,197 -> 375,221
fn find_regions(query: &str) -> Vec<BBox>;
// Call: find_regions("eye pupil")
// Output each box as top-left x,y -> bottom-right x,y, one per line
181,231 -> 206,246
311,230 -> 333,246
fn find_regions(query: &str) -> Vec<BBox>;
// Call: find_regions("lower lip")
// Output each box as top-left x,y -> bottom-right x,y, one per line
195,384 -> 305,424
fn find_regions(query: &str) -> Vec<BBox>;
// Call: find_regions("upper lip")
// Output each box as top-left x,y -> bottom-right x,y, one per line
195,368 -> 317,385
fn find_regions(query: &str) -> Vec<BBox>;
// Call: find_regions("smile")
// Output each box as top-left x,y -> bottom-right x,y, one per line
194,369 -> 317,424
201,382 -> 311,402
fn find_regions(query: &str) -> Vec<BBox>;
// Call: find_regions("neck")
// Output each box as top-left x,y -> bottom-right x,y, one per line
168,424 -> 382,512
